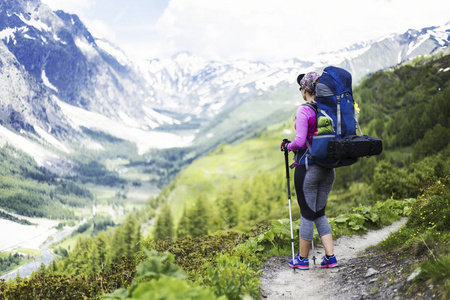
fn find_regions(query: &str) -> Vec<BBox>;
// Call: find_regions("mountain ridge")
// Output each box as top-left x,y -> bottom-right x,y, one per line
0,0 -> 448,173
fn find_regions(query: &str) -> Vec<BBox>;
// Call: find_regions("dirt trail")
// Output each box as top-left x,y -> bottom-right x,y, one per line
260,218 -> 407,299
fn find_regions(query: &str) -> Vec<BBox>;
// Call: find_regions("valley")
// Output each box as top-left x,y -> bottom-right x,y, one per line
0,147 -> 161,279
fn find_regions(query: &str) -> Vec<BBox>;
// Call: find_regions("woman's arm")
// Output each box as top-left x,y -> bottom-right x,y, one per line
287,106 -> 310,151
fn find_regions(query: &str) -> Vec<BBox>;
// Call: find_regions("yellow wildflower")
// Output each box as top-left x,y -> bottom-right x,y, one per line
354,102 -> 361,114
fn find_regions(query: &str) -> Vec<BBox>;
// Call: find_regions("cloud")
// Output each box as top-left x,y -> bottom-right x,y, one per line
42,0 -> 95,15
147,0 -> 450,62
84,19 -> 117,41
41,0 -> 450,62
42,0 -> 116,42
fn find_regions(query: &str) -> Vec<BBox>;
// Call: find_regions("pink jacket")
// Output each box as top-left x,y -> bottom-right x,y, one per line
287,104 -> 317,151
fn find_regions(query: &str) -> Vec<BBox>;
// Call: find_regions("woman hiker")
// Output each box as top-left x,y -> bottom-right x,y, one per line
280,72 -> 338,270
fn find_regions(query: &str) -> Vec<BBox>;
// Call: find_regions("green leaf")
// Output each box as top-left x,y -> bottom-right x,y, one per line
334,215 -> 349,223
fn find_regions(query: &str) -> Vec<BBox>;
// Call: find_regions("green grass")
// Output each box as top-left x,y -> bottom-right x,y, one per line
167,121 -> 292,222
0,248 -> 42,276
194,86 -> 299,146
377,176 -> 450,298
0,248 -> 41,259
327,182 -> 370,216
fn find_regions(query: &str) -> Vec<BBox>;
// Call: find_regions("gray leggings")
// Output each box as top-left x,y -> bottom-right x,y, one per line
294,164 -> 335,241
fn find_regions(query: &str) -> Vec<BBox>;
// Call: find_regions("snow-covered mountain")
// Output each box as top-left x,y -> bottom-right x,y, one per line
0,0 -> 191,169
141,53 -> 303,120
0,0 -> 448,171
0,0 -> 189,130
140,22 -> 450,125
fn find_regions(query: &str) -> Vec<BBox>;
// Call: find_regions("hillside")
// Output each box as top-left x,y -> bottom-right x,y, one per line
0,56 -> 449,300
147,54 -> 449,234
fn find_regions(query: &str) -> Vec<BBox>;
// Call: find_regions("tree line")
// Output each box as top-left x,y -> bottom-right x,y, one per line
0,145 -> 95,219
0,253 -> 28,274
47,215 -> 141,276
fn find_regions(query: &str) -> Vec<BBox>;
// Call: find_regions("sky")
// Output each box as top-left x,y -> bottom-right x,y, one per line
41,0 -> 450,63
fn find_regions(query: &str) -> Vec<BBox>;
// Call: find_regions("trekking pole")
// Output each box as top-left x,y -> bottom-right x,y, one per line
311,230 -> 316,265
283,141 -> 296,271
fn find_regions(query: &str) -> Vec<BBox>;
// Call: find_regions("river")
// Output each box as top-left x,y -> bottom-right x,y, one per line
1,220 -> 85,281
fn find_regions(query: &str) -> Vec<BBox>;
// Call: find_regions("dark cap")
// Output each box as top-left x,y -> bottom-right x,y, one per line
297,74 -> 305,85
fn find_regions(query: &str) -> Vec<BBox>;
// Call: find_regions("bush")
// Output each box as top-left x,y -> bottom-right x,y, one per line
415,256 -> 450,299
102,251 -> 223,300
0,257 -> 137,299
372,160 -> 413,199
379,175 -> 449,253
200,254 -> 261,300
413,124 -> 450,160
144,231 -> 249,279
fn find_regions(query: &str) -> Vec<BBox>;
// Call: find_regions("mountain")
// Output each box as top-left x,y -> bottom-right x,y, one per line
341,24 -> 450,80
0,0 -> 189,170
0,0 -> 150,120
141,22 -> 450,124
0,0 -> 448,172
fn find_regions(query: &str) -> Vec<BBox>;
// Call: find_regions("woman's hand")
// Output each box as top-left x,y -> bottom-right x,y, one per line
280,139 -> 291,151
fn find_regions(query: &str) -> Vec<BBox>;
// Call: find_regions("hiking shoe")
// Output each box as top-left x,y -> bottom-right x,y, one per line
321,255 -> 338,268
289,253 -> 309,270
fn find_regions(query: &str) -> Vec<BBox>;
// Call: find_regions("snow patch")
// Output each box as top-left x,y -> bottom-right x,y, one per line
34,125 -> 70,153
0,125 -> 58,166
0,27 -> 28,43
41,70 -> 58,92
16,13 -> 51,32
117,111 -> 140,128
23,33 -> 35,40
144,117 -> 160,129
209,101 -> 226,112
81,139 -> 104,151
53,33 -> 67,45
74,37 -> 99,59
56,98 -> 192,154
95,39 -> 130,66
407,34 -> 430,56
239,86 -> 250,94
0,27 -> 17,43
254,71 -> 286,91
141,105 -> 181,126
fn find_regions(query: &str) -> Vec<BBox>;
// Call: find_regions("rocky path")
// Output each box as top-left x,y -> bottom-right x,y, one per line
260,218 -> 408,299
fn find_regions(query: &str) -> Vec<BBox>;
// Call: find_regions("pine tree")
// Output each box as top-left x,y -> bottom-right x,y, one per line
93,231 -> 109,272
68,237 -> 93,275
217,183 -> 238,228
176,205 -> 189,239
122,216 -> 139,259
187,194 -> 209,238
152,204 -> 174,240
133,225 -> 142,254
111,224 -> 126,263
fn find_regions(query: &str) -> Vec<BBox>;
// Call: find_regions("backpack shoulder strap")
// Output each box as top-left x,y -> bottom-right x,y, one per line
302,102 -> 318,119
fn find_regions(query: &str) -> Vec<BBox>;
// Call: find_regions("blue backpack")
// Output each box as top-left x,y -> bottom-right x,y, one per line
297,66 -> 361,168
